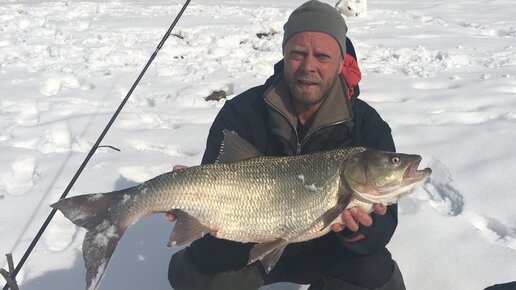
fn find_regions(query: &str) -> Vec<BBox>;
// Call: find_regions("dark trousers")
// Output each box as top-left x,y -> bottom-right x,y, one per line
265,245 -> 395,288
169,234 -> 405,290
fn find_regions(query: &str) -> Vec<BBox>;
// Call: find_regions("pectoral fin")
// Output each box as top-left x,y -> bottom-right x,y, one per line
316,195 -> 350,230
248,238 -> 288,272
168,210 -> 211,247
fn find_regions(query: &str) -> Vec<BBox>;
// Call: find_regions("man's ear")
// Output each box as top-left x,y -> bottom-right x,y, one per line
338,57 -> 345,72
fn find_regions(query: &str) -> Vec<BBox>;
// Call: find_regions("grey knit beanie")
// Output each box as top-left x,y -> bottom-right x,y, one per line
283,0 -> 348,57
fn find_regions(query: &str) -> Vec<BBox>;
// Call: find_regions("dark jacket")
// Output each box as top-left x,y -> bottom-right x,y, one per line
188,41 -> 397,275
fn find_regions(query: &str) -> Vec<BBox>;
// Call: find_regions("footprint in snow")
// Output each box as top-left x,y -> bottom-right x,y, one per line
406,159 -> 516,251
0,157 -> 37,196
0,100 -> 40,126
400,158 -> 464,217
39,74 -> 92,96
468,212 -> 516,251
12,122 -> 72,154
422,158 -> 464,216
40,123 -> 72,153
495,27 -> 516,38
45,212 -> 78,252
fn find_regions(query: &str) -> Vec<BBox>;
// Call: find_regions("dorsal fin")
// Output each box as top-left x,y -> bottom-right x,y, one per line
216,129 -> 261,163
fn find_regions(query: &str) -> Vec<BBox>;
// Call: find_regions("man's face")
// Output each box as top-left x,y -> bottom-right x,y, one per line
283,32 -> 344,107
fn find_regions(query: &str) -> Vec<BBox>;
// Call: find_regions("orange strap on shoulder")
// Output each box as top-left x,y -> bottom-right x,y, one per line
341,53 -> 362,100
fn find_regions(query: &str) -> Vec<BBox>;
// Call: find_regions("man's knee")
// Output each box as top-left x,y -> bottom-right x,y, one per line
345,251 -> 396,288
208,265 -> 264,290
168,249 -> 211,290
168,249 -> 263,290
309,259 -> 405,290
382,261 -> 406,290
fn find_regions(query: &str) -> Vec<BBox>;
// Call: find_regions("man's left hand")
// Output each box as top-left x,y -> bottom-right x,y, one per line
331,204 -> 387,232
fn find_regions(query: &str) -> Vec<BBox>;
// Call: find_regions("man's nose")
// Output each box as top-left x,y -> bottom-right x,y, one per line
300,55 -> 317,72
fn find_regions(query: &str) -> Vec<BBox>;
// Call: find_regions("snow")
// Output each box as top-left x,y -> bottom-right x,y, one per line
93,221 -> 118,248
1,0 -> 515,289
304,183 -> 319,192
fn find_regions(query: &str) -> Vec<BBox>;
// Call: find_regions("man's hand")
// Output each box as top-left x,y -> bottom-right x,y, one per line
331,204 -> 387,232
165,211 -> 177,222
165,165 -> 188,223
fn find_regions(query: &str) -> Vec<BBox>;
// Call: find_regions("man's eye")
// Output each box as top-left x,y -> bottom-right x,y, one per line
289,52 -> 304,59
316,54 -> 331,61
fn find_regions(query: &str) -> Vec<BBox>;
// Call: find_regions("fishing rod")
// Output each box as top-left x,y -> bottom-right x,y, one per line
1,1 -> 191,289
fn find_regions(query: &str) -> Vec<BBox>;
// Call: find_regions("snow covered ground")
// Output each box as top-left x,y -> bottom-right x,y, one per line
1,0 -> 515,289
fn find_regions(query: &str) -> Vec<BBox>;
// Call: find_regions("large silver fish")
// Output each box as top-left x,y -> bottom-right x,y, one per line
51,130 -> 431,290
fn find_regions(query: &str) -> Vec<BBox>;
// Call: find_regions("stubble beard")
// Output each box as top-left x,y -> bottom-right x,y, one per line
287,70 -> 340,107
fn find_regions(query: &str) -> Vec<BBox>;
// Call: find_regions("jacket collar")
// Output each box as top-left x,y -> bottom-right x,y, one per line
263,72 -> 352,138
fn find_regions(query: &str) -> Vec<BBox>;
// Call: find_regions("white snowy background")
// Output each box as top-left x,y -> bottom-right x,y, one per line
1,0 -> 515,289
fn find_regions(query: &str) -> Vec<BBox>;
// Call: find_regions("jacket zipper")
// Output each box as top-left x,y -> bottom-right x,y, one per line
298,119 -> 349,151
264,98 -> 301,154
265,99 -> 350,155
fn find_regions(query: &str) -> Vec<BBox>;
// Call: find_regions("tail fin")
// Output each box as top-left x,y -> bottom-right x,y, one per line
51,190 -> 131,290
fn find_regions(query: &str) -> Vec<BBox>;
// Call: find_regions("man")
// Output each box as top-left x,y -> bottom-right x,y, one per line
168,1 -> 405,289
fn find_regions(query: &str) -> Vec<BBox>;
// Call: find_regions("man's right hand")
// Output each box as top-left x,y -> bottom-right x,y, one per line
165,165 -> 188,222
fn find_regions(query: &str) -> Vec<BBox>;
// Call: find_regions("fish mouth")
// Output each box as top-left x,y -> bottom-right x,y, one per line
404,156 -> 432,181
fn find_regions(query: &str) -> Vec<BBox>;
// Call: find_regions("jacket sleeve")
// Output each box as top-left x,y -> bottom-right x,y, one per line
337,100 -> 399,255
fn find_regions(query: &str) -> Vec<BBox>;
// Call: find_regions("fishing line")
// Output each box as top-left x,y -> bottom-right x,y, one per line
2,1 -> 191,288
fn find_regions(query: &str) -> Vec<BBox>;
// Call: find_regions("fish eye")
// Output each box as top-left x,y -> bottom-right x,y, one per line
391,156 -> 401,164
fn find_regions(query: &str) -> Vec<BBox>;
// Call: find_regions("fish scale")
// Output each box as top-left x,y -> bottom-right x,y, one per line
51,132 -> 431,290
124,147 -> 359,242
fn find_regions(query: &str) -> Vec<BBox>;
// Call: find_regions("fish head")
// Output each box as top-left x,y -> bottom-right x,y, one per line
342,149 -> 432,204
